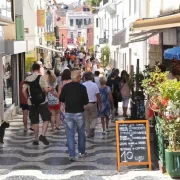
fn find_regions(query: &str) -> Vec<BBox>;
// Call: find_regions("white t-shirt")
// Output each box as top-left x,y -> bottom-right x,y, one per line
92,64 -> 98,74
79,52 -> 85,59
83,81 -> 100,102
94,76 -> 100,87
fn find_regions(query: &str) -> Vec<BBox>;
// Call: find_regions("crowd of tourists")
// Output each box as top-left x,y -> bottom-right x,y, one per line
19,48 -> 130,161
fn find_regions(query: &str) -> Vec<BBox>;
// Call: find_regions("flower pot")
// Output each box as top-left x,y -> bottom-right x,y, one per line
165,149 -> 180,178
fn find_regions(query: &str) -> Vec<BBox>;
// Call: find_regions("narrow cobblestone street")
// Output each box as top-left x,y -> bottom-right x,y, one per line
0,114 -> 172,180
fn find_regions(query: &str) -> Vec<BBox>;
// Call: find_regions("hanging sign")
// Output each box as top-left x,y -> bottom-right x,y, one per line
116,120 -> 152,172
37,9 -> 45,27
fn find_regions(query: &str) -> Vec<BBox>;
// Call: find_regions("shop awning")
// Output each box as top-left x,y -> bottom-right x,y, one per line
36,45 -> 63,53
130,13 -> 180,43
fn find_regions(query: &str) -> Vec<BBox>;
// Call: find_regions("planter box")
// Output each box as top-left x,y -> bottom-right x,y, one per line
165,149 -> 180,178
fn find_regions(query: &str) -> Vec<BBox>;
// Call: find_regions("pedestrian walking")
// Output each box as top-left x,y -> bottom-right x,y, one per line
37,61 -> 45,76
83,72 -> 102,138
98,76 -> 114,134
23,63 -> 52,145
85,58 -> 92,72
120,70 -> 130,117
107,72 -> 120,116
20,72 -> 34,132
60,70 -> 89,161
59,69 -> 72,145
94,71 -> 100,87
46,70 -> 61,132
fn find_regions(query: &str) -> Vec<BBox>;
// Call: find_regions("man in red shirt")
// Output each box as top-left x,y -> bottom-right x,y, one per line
19,72 -> 33,132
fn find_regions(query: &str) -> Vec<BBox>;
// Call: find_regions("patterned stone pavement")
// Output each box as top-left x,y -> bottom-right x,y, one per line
0,114 -> 172,180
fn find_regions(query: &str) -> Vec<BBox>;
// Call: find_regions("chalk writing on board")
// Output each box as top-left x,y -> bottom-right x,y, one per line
119,123 -> 148,163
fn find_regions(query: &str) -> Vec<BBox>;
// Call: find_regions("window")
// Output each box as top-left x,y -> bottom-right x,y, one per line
129,0 -> 132,16
88,19 -> 91,24
76,19 -> 78,25
84,19 -> 87,25
0,0 -> 14,21
96,18 -> 98,27
70,19 -> 73,26
70,32 -> 73,40
134,0 -> 138,14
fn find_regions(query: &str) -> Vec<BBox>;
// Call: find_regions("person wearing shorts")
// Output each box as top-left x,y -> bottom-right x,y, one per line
23,63 -> 52,146
20,72 -> 33,132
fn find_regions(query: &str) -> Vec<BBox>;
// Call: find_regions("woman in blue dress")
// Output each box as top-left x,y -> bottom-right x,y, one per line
98,76 -> 114,135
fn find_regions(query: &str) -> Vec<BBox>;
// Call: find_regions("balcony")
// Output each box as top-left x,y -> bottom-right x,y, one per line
101,0 -> 116,15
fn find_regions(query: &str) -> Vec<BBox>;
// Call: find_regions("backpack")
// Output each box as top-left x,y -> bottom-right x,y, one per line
25,75 -> 46,106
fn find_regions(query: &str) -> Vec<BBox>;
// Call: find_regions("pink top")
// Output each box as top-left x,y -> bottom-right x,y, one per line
120,82 -> 130,97
20,81 -> 28,105
62,80 -> 72,87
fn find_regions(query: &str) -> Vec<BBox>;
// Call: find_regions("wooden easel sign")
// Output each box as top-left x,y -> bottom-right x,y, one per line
116,120 -> 152,172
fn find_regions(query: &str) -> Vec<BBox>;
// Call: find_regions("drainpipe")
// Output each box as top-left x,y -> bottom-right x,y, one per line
0,54 -> 4,124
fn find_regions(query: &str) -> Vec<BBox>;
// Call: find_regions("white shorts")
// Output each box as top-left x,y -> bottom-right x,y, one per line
122,97 -> 130,107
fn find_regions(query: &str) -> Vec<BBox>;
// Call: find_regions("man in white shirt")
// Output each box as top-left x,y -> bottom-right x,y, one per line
83,72 -> 102,138
79,51 -> 85,63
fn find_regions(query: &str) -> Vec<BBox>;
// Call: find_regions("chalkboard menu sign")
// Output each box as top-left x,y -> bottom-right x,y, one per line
116,120 -> 152,172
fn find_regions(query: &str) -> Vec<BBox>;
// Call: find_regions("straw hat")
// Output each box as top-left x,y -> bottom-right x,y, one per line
71,70 -> 81,79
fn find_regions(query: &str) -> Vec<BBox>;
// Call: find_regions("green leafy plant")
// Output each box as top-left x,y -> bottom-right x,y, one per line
101,44 -> 110,68
142,67 -> 180,151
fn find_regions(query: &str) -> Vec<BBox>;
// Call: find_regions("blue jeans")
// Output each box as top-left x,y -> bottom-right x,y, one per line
65,112 -> 86,158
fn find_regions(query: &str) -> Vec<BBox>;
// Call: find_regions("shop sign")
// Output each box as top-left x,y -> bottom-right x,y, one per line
99,38 -> 108,44
37,9 -> 45,27
44,32 -> 56,42
148,34 -> 160,45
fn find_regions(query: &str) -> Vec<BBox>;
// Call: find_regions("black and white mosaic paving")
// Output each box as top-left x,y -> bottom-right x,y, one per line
0,114 -> 172,180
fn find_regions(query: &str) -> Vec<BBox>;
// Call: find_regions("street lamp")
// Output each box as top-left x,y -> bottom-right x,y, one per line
62,34 -> 64,52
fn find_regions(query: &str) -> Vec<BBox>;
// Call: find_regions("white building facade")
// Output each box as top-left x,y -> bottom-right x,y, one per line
66,8 -> 94,47
94,0 -> 149,72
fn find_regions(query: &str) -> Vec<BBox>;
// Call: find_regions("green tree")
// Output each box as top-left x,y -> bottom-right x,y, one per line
101,44 -> 110,68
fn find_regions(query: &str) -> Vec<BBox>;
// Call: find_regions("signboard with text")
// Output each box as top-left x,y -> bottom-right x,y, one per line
99,38 -> 108,44
116,120 -> 152,172
37,9 -> 45,27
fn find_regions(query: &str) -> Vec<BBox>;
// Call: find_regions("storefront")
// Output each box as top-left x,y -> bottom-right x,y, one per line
0,41 -> 26,123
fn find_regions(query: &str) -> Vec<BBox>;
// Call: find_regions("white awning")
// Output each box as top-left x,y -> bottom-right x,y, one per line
36,45 -> 63,53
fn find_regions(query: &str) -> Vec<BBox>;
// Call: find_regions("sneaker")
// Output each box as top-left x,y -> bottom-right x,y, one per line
69,157 -> 76,162
90,128 -> 95,137
106,129 -> 110,133
32,140 -> 39,145
39,135 -> 49,145
79,153 -> 87,158
24,129 -> 28,132
102,130 -> 106,135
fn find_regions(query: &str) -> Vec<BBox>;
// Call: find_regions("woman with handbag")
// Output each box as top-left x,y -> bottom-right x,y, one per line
46,70 -> 61,132
120,70 -> 130,117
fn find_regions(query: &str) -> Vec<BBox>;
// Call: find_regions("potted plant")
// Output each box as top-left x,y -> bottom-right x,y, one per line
142,67 -> 180,177
158,79 -> 180,177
